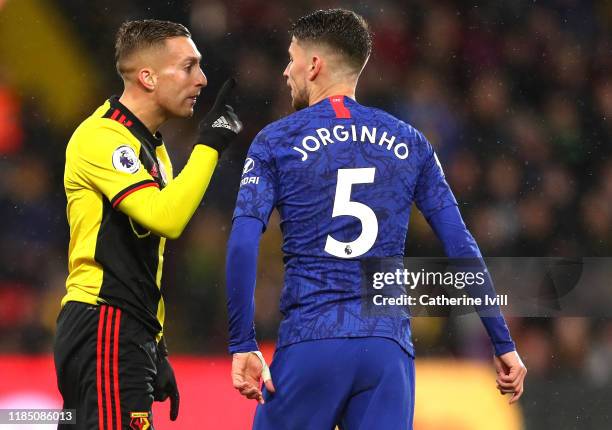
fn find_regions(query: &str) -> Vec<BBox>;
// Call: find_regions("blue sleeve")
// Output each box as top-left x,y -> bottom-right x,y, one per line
233,132 -> 277,228
225,215 -> 264,354
429,205 -> 516,356
414,133 -> 458,220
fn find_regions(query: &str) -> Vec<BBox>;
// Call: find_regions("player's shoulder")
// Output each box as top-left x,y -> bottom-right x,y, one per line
68,100 -> 140,156
256,107 -> 314,143
262,97 -> 356,138
74,107 -> 135,144
362,104 -> 427,143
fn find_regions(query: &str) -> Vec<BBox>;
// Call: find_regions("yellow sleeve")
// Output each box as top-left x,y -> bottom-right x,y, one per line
117,145 -> 218,239
69,121 -> 218,239
69,122 -> 159,200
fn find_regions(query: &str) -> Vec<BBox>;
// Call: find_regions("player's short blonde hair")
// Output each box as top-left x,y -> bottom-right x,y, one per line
115,19 -> 191,77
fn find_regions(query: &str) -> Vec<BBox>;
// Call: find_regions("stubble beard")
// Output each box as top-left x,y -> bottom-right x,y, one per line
291,83 -> 309,111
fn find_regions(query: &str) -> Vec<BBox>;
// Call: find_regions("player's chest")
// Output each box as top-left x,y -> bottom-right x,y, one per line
138,142 -> 172,188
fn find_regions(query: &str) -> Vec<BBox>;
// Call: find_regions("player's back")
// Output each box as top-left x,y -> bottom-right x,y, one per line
272,97 -> 428,258
235,95 -> 456,354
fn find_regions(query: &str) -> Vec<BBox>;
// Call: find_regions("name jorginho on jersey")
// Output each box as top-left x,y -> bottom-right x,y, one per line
292,124 -> 410,162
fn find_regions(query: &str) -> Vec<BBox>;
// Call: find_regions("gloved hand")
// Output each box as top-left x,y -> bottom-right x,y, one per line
196,78 -> 243,154
153,338 -> 180,421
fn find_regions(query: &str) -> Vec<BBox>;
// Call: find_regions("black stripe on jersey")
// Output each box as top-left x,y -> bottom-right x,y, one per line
110,180 -> 159,209
95,199 -> 163,336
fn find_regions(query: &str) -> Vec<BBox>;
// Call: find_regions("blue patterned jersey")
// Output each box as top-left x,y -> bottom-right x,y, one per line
233,96 -> 457,355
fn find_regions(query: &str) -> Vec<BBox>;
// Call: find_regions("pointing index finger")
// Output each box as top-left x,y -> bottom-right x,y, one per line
212,78 -> 237,111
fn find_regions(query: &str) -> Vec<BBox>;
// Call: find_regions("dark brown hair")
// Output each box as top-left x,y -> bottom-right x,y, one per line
290,9 -> 372,73
115,19 -> 191,76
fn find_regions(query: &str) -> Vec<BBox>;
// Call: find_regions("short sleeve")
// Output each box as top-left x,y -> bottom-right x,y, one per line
414,133 -> 458,219
68,122 -> 158,209
232,132 -> 277,227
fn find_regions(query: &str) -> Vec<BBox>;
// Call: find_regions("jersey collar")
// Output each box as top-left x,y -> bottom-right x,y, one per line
106,96 -> 164,148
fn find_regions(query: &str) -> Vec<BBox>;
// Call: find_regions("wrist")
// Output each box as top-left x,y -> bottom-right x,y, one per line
494,340 -> 516,357
195,132 -> 229,154
229,339 -> 259,355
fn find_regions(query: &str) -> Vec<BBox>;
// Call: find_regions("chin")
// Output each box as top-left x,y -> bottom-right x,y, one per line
171,107 -> 194,119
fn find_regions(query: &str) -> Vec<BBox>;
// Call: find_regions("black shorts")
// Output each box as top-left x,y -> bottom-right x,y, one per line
54,302 -> 159,430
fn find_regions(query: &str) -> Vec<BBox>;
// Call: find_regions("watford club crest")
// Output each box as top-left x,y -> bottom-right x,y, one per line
129,412 -> 151,430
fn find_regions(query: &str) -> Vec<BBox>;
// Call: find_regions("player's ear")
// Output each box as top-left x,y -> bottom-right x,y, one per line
309,56 -> 322,81
137,68 -> 157,91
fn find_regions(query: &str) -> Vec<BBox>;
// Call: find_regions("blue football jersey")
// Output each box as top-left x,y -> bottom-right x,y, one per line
233,95 -> 457,355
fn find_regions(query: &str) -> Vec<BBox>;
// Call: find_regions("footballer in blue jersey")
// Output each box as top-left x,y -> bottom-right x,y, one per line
226,9 -> 526,430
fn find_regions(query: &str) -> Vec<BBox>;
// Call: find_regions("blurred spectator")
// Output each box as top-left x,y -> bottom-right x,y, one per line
0,83 -> 23,155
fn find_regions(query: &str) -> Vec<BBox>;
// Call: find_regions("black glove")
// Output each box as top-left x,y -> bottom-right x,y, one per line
153,337 -> 180,421
196,78 -> 243,154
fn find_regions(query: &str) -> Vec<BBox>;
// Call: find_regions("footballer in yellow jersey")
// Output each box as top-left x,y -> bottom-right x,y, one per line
54,20 -> 242,430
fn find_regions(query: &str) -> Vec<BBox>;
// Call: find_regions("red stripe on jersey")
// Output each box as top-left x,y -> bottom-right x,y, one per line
113,309 -> 122,430
110,109 -> 120,120
97,305 -> 107,430
118,114 -> 126,124
329,95 -> 351,119
124,120 -> 133,127
112,182 -> 159,209
104,307 -> 114,430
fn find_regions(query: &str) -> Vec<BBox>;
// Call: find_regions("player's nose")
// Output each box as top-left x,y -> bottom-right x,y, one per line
197,68 -> 207,88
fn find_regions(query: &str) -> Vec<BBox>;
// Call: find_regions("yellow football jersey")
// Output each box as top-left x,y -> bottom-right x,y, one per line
63,96 -> 218,337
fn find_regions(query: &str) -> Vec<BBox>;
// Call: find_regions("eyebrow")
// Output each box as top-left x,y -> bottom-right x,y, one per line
183,55 -> 202,64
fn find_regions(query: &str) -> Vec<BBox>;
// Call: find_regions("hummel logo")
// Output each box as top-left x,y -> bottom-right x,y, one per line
212,116 -> 232,130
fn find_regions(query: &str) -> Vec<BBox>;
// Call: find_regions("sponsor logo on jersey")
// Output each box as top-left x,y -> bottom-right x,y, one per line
241,176 -> 260,186
243,157 -> 255,174
149,163 -> 159,178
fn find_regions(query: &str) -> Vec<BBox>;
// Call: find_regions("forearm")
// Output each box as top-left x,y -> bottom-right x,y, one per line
428,205 -> 516,356
118,145 -> 218,239
226,216 -> 263,354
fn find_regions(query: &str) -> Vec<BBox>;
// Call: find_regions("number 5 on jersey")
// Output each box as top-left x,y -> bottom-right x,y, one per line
325,168 -> 378,258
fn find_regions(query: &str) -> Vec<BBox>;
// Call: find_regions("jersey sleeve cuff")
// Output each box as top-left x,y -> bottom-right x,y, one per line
111,179 -> 159,209
228,339 -> 259,355
494,340 -> 516,356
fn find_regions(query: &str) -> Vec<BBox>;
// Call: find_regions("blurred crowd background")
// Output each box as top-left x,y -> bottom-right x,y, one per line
0,0 -> 610,427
